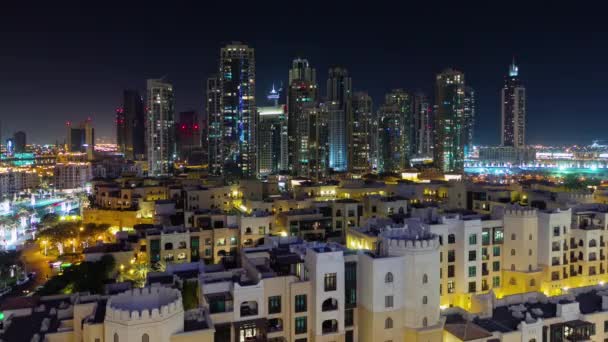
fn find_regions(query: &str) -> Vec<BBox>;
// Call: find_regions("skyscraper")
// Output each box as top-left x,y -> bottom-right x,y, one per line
412,93 -> 432,158
501,60 -> 526,147
146,78 -> 175,176
287,58 -> 317,176
463,86 -> 476,156
307,103 -> 329,180
434,69 -> 466,173
327,67 -> 352,171
66,119 -> 95,160
377,101 -> 404,173
220,42 -> 256,178
13,131 -> 26,153
116,90 -> 145,160
351,92 -> 373,173
206,76 -> 222,175
176,111 -> 202,164
257,104 -> 287,176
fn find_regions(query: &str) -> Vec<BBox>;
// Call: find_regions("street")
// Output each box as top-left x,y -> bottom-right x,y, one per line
2,242 -> 55,298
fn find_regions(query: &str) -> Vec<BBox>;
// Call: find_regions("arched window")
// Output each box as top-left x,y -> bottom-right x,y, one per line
385,272 -> 394,283
114,333 -> 119,342
164,242 -> 173,250
511,249 -> 516,256
245,227 -> 252,234
142,334 -> 149,342
422,296 -> 428,304
422,317 -> 428,327
385,317 -> 393,329
511,233 -> 516,240
422,274 -> 428,284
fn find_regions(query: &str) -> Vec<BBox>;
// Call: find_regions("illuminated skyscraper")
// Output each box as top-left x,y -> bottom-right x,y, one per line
257,105 -> 287,176
220,42 -> 256,178
206,76 -> 222,175
434,69 -> 466,173
116,90 -> 145,160
351,92 -> 373,173
326,67 -> 352,172
376,89 -> 412,172
463,86 -> 476,156
287,58 -> 317,176
501,59 -> 526,147
66,119 -> 95,160
146,78 -> 175,176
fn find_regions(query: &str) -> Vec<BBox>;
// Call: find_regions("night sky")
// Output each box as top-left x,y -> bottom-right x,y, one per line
1,3 -> 607,145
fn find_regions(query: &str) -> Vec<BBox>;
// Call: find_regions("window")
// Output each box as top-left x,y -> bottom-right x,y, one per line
324,273 -> 337,291
511,233 -> 516,240
422,317 -> 428,327
493,246 -> 500,257
295,294 -> 307,312
468,250 -> 477,261
447,281 -> 455,293
469,234 -> 477,245
385,295 -> 394,308
385,317 -> 393,329
422,296 -> 428,304
482,231 -> 490,245
114,333 -> 119,342
258,226 -> 265,235
422,274 -> 428,284
604,319 -> 608,333
529,249 -> 533,256
385,272 -> 394,283
530,279 -> 536,287
529,234 -> 533,241
511,249 -> 516,256
448,234 -> 455,244
164,242 -> 173,250
493,229 -> 504,243
468,281 -> 476,293
448,265 -> 455,278
448,250 -> 455,262
492,276 -> 500,287
268,296 -> 281,314
468,266 -> 476,277
345,308 -> 354,327
295,317 -> 307,334
553,226 -> 560,237
142,334 -> 149,342
493,261 -> 500,272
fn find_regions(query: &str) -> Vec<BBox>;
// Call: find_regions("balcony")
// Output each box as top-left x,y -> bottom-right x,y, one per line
206,293 -> 234,314
267,318 -> 284,333
322,298 -> 338,312
240,301 -> 259,317
322,319 -> 339,335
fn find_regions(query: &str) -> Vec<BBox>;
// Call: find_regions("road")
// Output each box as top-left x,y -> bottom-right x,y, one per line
3,242 -> 55,298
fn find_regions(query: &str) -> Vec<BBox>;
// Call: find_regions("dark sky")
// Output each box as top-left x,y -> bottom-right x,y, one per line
1,3 -> 607,145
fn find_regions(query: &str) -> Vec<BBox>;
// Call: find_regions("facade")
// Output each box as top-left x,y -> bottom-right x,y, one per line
257,105 -> 288,176
146,79 -> 175,176
434,68 -> 466,173
501,60 -> 526,148
463,86 -> 475,157
327,101 -> 347,172
206,76 -> 222,175
287,58 -> 318,177
116,90 -> 146,160
306,103 -> 329,180
53,162 -> 92,189
350,92 -> 373,174
220,42 -> 256,178
0,168 -> 39,195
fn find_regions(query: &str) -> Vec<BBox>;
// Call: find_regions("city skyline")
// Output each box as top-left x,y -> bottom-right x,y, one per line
2,4 -> 608,145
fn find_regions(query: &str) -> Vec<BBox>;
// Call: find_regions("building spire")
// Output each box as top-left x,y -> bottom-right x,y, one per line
509,56 -> 518,77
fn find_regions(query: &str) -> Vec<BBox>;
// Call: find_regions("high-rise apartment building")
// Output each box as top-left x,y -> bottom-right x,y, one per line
434,69 -> 466,173
219,42 -> 256,178
351,92 -> 374,173
116,90 -> 145,160
287,58 -> 317,176
206,76 -> 222,175
501,60 -> 526,147
327,101 -> 347,172
146,78 -> 175,176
